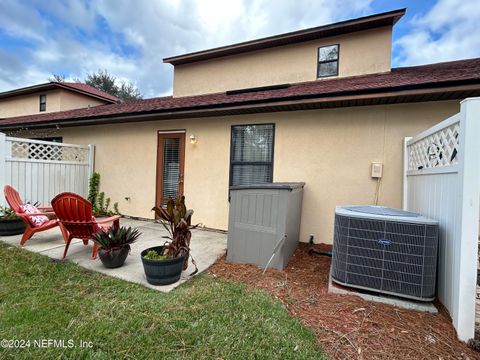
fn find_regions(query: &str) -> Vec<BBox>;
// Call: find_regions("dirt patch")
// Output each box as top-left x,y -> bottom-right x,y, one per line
209,244 -> 479,359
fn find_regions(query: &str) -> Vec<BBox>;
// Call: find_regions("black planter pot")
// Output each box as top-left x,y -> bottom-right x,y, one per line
0,219 -> 26,236
141,246 -> 185,285
98,246 -> 130,268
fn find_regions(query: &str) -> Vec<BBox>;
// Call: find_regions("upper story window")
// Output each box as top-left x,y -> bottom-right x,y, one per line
317,44 -> 339,78
39,95 -> 46,112
230,124 -> 275,187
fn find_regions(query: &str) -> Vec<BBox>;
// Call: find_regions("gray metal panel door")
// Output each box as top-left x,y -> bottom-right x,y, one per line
227,184 -> 307,270
227,189 -> 285,268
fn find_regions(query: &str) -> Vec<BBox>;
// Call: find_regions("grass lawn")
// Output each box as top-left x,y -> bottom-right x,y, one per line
0,243 -> 324,359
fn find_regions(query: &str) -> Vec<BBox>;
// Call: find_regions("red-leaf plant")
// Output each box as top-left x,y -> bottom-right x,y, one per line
152,195 -> 198,275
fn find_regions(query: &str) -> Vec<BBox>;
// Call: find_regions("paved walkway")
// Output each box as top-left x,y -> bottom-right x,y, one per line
0,218 -> 227,292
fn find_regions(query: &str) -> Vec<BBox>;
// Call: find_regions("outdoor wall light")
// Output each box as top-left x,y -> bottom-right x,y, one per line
189,134 -> 198,144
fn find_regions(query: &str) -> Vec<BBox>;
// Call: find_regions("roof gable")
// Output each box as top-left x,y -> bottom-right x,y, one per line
0,82 -> 118,103
163,8 -> 405,65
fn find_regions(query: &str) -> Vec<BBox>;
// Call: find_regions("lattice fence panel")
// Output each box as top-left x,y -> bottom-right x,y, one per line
2,136 -> 93,207
407,122 -> 460,171
10,140 -> 89,163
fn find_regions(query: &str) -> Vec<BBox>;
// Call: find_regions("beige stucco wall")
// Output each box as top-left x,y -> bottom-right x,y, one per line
0,90 -> 62,118
172,27 -> 392,97
0,90 -> 108,118
55,100 -> 459,244
59,91 -> 106,111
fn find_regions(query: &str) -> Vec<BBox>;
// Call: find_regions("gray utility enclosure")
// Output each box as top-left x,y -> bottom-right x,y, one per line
227,182 -> 304,270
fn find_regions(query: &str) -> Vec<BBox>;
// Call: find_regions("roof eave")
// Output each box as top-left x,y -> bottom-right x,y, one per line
1,83 -> 477,131
0,82 -> 117,104
163,8 -> 406,65
0,83 -> 58,99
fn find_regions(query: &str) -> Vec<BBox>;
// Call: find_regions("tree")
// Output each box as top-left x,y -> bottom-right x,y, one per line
85,70 -> 142,101
117,81 -> 142,101
49,74 -> 66,82
49,69 -> 143,101
84,70 -> 117,97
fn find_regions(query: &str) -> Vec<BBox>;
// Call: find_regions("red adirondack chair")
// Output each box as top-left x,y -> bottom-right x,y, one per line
3,185 -> 68,246
51,192 -> 120,259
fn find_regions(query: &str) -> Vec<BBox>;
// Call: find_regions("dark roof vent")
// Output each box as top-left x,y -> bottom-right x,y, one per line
226,83 -> 290,95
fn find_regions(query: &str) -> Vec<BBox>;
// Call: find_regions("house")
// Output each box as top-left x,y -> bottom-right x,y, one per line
1,8 -> 480,245
0,82 -> 118,119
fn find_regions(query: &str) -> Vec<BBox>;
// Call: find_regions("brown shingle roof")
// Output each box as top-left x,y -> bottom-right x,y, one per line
58,82 -> 118,102
1,58 -> 480,129
0,81 -> 118,103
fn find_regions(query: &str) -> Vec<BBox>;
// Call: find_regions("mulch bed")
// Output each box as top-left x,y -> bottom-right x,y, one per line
209,244 -> 480,359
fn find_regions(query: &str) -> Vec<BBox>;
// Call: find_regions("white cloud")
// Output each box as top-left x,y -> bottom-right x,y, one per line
394,0 -> 480,66
93,0 -> 374,97
0,49 -> 52,91
0,1 -> 47,41
0,0 -> 374,96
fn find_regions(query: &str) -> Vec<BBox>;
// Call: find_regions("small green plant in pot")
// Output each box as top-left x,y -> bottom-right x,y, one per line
92,226 -> 141,268
0,205 -> 26,236
141,195 -> 198,285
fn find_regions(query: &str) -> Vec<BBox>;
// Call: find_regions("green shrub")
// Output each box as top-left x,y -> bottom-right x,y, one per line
88,172 -> 121,216
97,191 -> 105,213
88,172 -> 100,212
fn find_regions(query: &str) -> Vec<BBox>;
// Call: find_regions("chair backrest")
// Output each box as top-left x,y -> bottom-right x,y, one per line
4,185 -> 24,214
51,192 -> 97,240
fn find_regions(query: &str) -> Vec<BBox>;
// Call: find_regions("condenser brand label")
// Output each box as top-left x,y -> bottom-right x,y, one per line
377,239 -> 392,246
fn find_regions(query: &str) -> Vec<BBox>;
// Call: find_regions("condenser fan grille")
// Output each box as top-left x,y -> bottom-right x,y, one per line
331,210 -> 439,301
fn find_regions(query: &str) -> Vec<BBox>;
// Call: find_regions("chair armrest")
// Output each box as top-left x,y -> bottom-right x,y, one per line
38,206 -> 53,212
96,215 -> 121,224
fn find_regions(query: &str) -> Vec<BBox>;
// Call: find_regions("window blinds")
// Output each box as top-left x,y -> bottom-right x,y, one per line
230,124 -> 274,186
162,138 -> 180,206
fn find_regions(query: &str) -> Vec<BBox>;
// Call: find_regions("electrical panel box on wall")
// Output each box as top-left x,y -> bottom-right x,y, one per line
371,162 -> 383,178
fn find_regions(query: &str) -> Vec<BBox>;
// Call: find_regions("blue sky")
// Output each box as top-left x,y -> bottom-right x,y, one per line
0,0 -> 479,97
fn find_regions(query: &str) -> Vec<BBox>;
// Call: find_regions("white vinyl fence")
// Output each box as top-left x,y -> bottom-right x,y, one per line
0,133 -> 94,207
403,97 -> 480,341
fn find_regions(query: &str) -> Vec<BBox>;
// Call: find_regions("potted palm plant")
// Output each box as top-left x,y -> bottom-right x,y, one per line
141,195 -> 198,285
91,226 -> 141,268
0,205 -> 26,236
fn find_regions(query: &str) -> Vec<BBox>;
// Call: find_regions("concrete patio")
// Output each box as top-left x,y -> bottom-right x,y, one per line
0,217 -> 227,292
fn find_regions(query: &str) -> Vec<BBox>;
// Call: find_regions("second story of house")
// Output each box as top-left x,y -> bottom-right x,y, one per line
0,82 -> 118,119
163,9 -> 405,97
